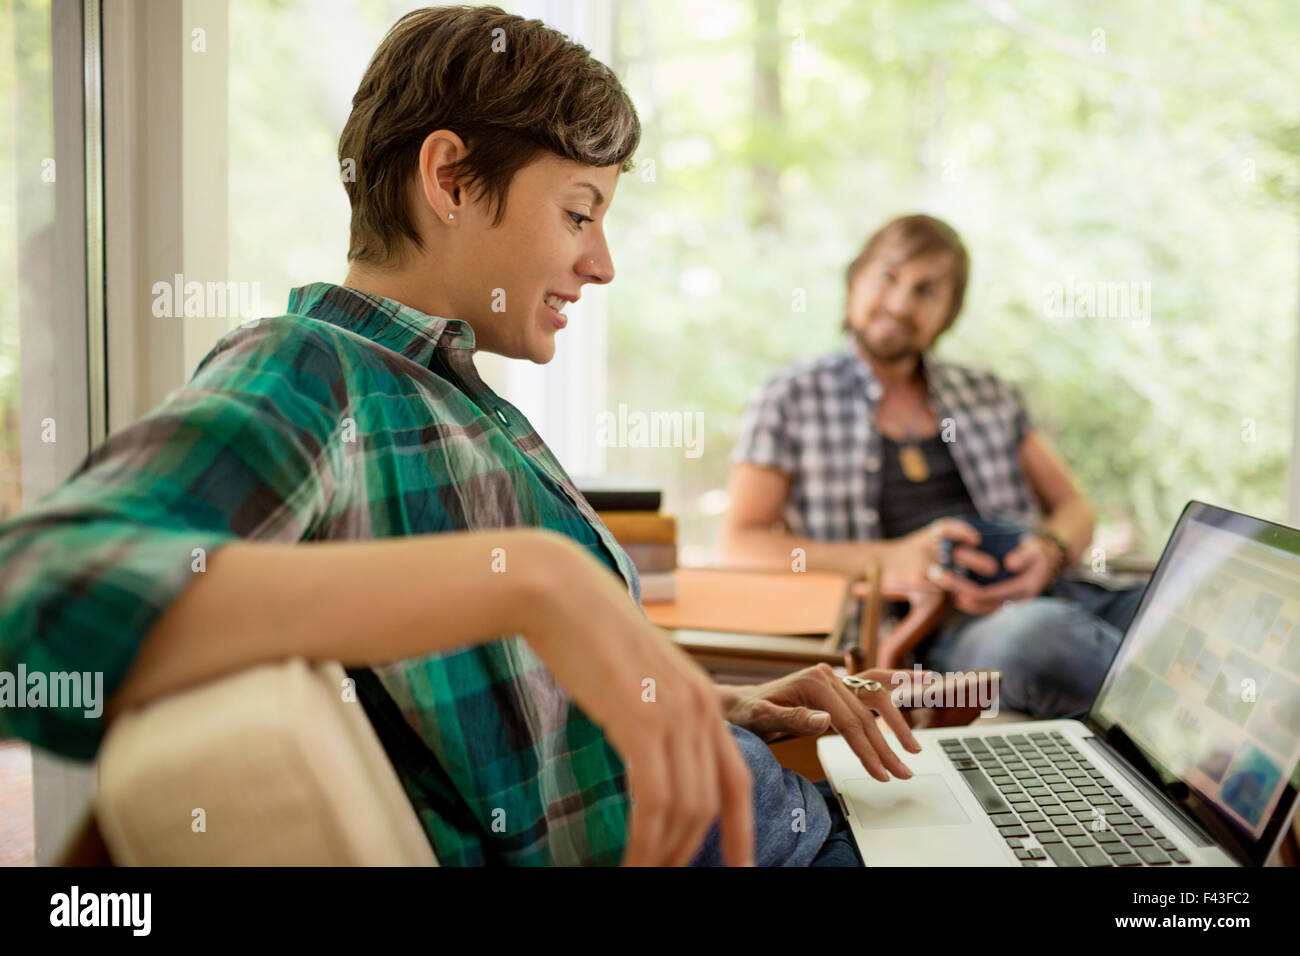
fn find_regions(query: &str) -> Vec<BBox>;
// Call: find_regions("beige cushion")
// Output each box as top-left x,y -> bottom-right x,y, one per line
95,658 -> 437,866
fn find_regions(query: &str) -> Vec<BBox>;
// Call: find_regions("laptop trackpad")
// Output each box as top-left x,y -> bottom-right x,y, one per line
841,774 -> 970,830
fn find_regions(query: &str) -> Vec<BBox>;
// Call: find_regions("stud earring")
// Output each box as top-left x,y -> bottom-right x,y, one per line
448,213 -> 455,220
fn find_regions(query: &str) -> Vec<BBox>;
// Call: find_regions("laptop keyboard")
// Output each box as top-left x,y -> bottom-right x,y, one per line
940,730 -> 1192,867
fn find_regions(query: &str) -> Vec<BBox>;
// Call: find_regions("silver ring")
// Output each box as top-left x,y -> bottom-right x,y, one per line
842,675 -> 882,693
926,563 -> 945,583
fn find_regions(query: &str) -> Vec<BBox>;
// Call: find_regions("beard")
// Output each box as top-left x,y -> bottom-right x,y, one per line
851,317 -> 921,366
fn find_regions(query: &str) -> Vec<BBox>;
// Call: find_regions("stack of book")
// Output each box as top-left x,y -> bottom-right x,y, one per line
577,476 -> 677,604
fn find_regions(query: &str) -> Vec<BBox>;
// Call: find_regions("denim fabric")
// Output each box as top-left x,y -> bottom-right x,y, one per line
808,780 -> 864,866
921,577 -> 1147,718
690,724 -> 832,866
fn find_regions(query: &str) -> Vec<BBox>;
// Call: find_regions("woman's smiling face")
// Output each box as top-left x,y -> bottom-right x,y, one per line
429,145 -> 622,364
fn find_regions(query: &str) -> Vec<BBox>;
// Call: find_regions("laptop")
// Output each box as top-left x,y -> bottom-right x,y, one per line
817,501 -> 1300,867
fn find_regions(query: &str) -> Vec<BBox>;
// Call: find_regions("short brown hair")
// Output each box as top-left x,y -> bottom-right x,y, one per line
339,5 -> 641,265
842,214 -> 970,330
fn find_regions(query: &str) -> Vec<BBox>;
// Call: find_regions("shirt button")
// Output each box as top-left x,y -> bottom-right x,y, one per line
865,508 -> 879,525
865,456 -> 881,472
866,382 -> 884,401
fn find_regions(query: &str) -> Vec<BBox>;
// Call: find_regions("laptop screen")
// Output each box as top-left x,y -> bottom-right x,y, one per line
1089,501 -> 1300,865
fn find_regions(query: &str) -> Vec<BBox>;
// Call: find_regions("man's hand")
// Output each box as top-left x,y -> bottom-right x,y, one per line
881,518 -> 999,590
883,523 -> 1061,617
722,664 -> 921,782
943,534 -> 1061,616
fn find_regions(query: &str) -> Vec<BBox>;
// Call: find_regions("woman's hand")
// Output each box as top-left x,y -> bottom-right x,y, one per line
722,664 -> 922,782
524,533 -> 754,867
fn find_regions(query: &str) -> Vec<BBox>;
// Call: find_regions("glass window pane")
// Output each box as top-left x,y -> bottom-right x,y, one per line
605,0 -> 1299,562
228,0 -> 474,323
0,0 -> 56,867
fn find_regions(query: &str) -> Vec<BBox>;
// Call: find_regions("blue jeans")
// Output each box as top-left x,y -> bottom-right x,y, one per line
808,780 -> 864,866
689,724 -> 866,867
690,723 -> 834,866
920,576 -> 1146,718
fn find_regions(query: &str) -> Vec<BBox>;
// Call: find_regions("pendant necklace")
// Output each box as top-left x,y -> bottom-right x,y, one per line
898,428 -> 930,483
875,376 -> 932,482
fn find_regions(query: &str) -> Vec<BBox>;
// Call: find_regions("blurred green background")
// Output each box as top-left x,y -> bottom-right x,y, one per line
0,0 -> 54,519
2,0 -> 1297,565
599,0 -> 1299,561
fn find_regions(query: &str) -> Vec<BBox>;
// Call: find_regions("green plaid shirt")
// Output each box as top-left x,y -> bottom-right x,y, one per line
0,281 -> 642,866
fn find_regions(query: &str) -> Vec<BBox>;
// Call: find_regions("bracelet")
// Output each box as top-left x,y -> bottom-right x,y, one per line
1034,528 -> 1070,574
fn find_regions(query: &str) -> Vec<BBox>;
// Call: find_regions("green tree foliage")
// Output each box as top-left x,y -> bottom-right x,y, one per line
605,0 -> 1299,559
7,0 -> 1293,558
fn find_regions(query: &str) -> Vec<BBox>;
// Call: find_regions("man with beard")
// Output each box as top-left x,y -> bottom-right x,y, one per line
722,214 -> 1145,719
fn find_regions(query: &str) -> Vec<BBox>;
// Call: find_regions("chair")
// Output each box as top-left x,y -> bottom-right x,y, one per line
646,565 -> 949,680
95,657 -> 437,866
846,563 -> 950,671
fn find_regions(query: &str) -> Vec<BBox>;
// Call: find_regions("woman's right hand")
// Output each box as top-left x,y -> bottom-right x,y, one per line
522,533 -> 755,867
